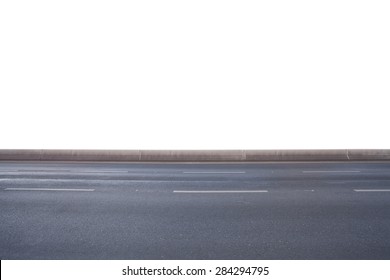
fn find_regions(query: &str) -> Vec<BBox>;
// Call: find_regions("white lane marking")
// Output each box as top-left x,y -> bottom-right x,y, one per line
173,190 -> 267,193
304,190 -> 315,192
0,170 -> 128,173
303,170 -> 360,173
74,170 -> 128,173
4,188 -> 95,192
8,170 -> 127,173
183,171 -> 246,174
17,169 -> 71,172
354,189 -> 390,192
0,179 -> 227,183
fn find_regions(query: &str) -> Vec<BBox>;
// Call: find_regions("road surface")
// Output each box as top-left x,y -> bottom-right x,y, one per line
1,161 -> 390,259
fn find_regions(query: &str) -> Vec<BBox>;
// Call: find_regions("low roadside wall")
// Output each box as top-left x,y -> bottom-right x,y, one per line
0,149 -> 390,161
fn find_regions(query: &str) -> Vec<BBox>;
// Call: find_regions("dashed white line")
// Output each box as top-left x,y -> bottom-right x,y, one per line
4,188 -> 95,192
354,189 -> 390,192
0,170 -> 128,173
303,170 -> 360,173
17,169 -> 71,172
75,170 -> 128,173
173,190 -> 267,193
183,171 -> 246,174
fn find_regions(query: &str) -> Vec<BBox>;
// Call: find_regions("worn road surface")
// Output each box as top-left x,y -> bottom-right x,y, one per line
1,161 -> 389,259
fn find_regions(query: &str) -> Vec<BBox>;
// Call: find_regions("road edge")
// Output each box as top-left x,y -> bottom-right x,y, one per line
0,149 -> 390,161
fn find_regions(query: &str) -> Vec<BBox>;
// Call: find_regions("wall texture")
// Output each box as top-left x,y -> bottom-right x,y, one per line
1,149 -> 390,161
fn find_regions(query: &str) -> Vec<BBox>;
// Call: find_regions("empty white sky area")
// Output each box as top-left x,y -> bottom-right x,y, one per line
1,1 -> 389,149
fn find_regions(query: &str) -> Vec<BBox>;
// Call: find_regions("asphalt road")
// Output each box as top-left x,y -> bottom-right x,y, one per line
1,161 -> 390,259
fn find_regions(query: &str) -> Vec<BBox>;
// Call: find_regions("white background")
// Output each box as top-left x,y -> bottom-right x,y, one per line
2,260 -> 390,280
1,1 -> 389,149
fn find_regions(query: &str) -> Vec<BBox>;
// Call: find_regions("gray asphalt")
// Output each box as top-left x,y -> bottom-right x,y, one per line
1,161 -> 390,260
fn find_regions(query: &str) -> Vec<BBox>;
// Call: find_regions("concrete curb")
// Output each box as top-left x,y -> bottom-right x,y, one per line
0,149 -> 390,161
